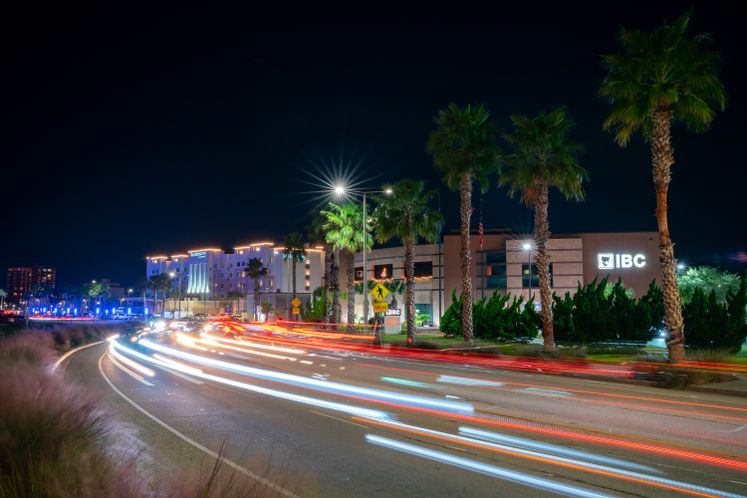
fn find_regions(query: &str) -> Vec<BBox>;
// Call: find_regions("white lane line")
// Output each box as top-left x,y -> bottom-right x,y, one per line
109,354 -> 154,386
53,338 -> 108,371
162,367 -> 205,385
97,354 -> 300,498
309,411 -> 371,429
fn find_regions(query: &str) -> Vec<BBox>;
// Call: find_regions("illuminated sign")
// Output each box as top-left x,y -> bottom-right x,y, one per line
597,253 -> 646,270
192,251 -> 207,259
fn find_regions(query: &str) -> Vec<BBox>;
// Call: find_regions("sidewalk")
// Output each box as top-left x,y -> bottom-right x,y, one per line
690,375 -> 747,397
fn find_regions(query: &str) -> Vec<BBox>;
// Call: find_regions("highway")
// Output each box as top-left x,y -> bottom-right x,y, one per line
61,320 -> 747,497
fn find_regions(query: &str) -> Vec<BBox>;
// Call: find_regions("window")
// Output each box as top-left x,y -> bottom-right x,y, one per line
354,267 -> 363,281
414,261 -> 433,278
486,251 -> 506,264
237,262 -> 241,267
522,263 -> 553,288
373,264 -> 392,280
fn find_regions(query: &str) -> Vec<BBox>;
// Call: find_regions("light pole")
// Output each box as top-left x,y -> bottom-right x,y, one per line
334,185 -> 392,324
523,242 -> 533,301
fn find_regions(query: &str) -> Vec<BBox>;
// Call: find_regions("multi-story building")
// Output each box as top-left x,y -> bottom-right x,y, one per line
145,242 -> 325,314
5,266 -> 56,303
341,230 -> 660,327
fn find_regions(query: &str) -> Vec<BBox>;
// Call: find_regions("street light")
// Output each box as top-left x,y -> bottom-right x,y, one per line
523,242 -> 533,300
677,263 -> 686,271
334,184 -> 393,324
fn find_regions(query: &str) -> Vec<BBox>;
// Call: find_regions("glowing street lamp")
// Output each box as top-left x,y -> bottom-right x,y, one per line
523,242 -> 533,300
333,184 -> 393,324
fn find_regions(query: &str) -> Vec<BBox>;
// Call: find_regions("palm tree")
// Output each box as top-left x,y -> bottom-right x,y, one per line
243,257 -> 268,321
373,180 -> 442,345
427,103 -> 501,344
226,290 -> 245,316
384,279 -> 405,311
281,232 -> 308,305
0,289 -> 7,310
321,202 -> 371,327
500,107 -> 588,353
148,274 -> 170,316
308,212 -> 333,322
600,11 -> 726,361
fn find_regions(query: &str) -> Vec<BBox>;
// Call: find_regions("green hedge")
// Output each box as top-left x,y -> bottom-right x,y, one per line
440,290 -> 541,340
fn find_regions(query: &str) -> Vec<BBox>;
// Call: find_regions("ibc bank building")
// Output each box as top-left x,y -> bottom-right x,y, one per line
353,230 -> 660,327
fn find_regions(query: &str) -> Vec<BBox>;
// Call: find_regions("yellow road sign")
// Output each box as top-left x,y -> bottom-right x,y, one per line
370,283 -> 389,301
291,298 -> 301,307
373,302 -> 389,313
292,307 -> 300,315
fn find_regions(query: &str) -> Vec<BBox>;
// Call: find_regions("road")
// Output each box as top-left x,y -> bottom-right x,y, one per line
61,321 -> 747,497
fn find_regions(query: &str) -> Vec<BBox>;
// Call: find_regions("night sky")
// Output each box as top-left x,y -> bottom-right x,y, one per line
2,3 -> 745,288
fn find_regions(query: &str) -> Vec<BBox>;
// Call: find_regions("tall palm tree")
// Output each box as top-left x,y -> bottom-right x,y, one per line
373,180 -> 442,345
600,11 -> 726,361
148,274 -> 170,316
226,290 -> 245,316
308,212 -> 333,322
321,202 -> 371,327
281,232 -> 308,303
0,289 -> 7,309
500,107 -> 588,353
426,103 -> 501,344
244,257 -> 268,322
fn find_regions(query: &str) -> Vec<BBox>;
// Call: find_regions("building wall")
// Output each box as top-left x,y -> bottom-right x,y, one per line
345,244 -> 444,326
5,266 -> 56,303
145,243 -> 325,310
444,231 -> 660,311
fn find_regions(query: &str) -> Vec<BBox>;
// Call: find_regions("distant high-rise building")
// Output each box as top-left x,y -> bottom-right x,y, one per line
5,266 -> 56,303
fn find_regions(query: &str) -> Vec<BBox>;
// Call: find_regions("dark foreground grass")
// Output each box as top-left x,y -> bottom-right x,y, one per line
0,332 -> 297,497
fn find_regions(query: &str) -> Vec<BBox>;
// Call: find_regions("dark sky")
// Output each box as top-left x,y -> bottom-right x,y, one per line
2,3 -> 745,288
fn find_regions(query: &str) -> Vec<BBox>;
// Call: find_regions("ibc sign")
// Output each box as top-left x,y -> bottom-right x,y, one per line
597,253 -> 646,270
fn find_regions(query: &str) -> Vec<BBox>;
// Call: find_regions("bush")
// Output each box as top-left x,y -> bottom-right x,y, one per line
683,272 -> 747,353
440,289 -> 541,340
553,278 -> 663,344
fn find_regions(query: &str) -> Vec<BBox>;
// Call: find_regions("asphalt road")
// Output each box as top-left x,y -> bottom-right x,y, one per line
61,325 -> 747,497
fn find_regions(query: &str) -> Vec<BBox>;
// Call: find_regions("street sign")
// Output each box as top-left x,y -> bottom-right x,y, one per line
370,283 -> 389,301
385,308 -> 401,316
373,302 -> 388,313
291,298 -> 301,307
292,307 -> 300,315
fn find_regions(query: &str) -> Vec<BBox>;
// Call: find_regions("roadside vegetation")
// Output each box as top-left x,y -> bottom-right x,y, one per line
0,329 -> 296,497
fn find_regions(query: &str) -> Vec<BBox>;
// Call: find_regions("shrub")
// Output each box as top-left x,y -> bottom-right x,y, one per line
553,278 -> 663,344
440,289 -> 541,340
683,272 -> 747,353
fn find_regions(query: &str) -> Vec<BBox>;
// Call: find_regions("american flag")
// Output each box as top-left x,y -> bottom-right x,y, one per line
478,221 -> 484,251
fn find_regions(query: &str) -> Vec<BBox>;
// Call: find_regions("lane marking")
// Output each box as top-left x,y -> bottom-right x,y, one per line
309,411 -> 371,429
97,354 -> 300,498
109,353 -> 154,386
54,338 -> 108,371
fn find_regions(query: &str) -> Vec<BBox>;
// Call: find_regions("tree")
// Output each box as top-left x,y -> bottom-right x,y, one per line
0,289 -> 6,309
260,302 -> 274,323
308,212 -> 333,322
373,179 -> 442,345
226,290 -> 245,316
678,266 -> 740,304
321,202 -> 371,327
427,103 -> 501,344
88,282 -> 112,306
500,107 -> 588,353
147,274 -> 170,316
600,10 -> 727,361
281,232 -> 307,319
243,257 -> 268,321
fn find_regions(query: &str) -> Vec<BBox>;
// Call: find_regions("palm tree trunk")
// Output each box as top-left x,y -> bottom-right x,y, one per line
404,239 -> 416,345
534,181 -> 555,352
253,281 -> 260,322
346,252 -> 355,328
322,248 -> 330,322
652,108 -> 686,362
331,252 -> 341,324
459,172 -> 474,345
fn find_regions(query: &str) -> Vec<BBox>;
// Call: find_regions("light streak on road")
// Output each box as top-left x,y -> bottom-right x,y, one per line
202,332 -> 306,355
108,343 -> 155,377
138,339 -> 475,416
111,340 -> 391,420
364,434 -> 615,498
176,332 -> 208,351
359,418 -> 745,498
365,363 -> 747,414
196,335 -> 299,362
